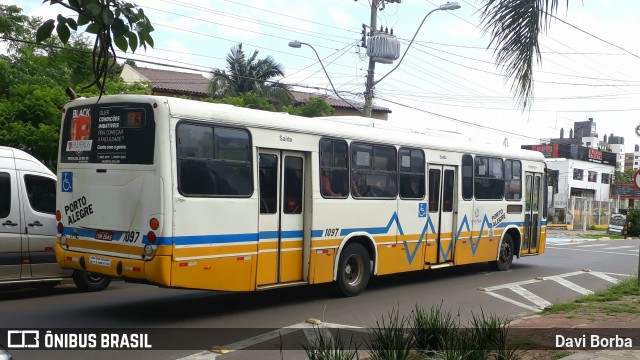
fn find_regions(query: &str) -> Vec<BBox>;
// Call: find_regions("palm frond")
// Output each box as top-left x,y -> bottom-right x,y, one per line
480,0 -> 562,110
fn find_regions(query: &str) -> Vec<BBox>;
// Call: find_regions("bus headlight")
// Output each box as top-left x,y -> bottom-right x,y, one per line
144,244 -> 154,257
60,235 -> 68,247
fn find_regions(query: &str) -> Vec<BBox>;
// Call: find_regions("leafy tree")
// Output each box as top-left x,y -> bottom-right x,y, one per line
36,0 -> 154,94
479,0 -> 562,109
0,5 -> 151,170
283,96 -> 335,117
614,169 -> 636,184
210,43 -> 292,106
626,209 -> 640,237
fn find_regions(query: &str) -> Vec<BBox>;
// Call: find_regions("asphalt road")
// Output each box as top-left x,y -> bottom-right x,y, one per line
1,238 -> 638,360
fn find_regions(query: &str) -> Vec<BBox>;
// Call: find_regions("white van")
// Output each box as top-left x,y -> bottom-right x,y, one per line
0,147 -> 110,291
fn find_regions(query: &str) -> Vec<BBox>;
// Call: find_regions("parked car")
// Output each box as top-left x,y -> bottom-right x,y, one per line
0,147 -> 110,291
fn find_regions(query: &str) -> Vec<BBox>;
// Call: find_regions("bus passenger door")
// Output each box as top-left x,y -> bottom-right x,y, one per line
257,150 -> 305,286
523,172 -> 542,254
427,165 -> 457,264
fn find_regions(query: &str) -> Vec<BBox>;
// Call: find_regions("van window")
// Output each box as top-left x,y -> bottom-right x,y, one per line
0,172 -> 10,218
24,175 -> 56,215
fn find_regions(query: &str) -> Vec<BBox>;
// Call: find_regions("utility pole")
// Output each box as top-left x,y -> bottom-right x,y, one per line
363,0 -> 378,118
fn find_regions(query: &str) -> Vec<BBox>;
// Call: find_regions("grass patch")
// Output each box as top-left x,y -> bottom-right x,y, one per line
595,303 -> 640,314
552,350 -> 575,359
581,234 -> 625,239
541,302 -> 580,314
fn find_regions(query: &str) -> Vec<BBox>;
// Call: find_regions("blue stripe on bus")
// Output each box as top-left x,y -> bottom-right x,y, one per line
311,230 -> 323,238
340,212 -> 404,236
259,230 -> 304,240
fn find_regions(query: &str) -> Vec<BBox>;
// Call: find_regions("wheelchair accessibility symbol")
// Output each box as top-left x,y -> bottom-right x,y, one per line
61,172 -> 73,192
418,202 -> 427,218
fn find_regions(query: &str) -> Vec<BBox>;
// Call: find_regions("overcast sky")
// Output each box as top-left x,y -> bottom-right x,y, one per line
10,0 -> 640,150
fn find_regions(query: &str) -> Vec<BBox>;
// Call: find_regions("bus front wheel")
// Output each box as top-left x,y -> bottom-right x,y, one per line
336,243 -> 370,297
492,235 -> 514,271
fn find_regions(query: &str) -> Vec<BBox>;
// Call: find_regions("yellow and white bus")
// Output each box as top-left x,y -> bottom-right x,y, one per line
55,95 -> 547,296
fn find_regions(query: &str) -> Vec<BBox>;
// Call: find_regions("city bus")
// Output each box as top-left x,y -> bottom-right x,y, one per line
55,95 -> 547,297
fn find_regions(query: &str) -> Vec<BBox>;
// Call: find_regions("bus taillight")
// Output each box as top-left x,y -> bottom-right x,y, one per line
57,222 -> 64,234
147,231 -> 156,244
149,218 -> 159,230
56,210 -> 62,221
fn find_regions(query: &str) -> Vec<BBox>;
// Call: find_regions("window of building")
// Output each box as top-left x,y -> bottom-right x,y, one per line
462,154 -> 473,200
0,172 -> 10,218
588,171 -> 597,182
319,139 -> 349,198
24,175 -> 56,214
474,156 -> 504,200
573,168 -> 584,181
504,160 -> 522,201
399,148 -> 425,199
177,123 -> 253,196
601,173 -> 611,184
351,143 -> 397,198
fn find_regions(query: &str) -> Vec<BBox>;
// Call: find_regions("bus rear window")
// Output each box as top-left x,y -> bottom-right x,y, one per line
60,103 -> 155,164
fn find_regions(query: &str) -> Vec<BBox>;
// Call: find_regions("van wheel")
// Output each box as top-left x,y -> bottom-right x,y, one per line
73,270 -> 111,292
336,243 -> 370,297
32,281 -> 60,291
493,235 -> 514,271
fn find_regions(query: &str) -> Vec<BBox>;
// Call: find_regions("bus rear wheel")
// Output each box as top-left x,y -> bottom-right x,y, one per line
336,243 -> 370,297
73,270 -> 111,292
492,235 -> 514,271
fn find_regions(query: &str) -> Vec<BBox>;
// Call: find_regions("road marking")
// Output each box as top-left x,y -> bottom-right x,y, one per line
483,291 -> 540,312
479,271 -> 631,312
600,246 -> 636,250
510,285 -> 552,309
577,244 -> 608,248
590,272 -> 621,284
546,246 -> 639,256
545,276 -> 593,295
177,322 -> 364,359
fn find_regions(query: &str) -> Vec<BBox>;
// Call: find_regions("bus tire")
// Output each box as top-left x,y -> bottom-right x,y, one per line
336,243 -> 370,297
73,270 -> 111,292
493,235 -> 514,271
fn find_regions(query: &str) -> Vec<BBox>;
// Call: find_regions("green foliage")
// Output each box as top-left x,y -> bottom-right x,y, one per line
614,169 -> 636,184
210,43 -> 292,107
411,302 -> 459,352
367,308 -> 415,360
284,96 -> 334,117
205,94 -> 276,112
302,327 -> 359,360
0,5 -> 150,171
37,0 -> 154,93
626,209 -> 640,237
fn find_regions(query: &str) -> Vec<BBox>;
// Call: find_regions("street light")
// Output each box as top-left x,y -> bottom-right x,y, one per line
363,1 -> 461,117
288,40 -> 364,115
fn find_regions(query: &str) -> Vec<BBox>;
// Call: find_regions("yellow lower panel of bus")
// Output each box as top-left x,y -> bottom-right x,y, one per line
538,229 -> 547,254
174,244 -> 258,259
171,256 -> 254,291
309,249 -> 335,284
57,243 -> 171,286
256,251 -> 277,285
279,249 -> 303,283
455,233 -> 499,265
376,242 -> 423,275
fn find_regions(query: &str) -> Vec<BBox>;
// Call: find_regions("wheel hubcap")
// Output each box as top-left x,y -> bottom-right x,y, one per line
344,255 -> 363,286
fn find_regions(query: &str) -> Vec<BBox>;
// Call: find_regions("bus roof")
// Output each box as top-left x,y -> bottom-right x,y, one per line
66,95 -> 545,162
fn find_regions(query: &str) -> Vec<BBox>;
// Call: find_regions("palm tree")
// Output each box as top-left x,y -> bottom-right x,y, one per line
479,0 -> 561,110
210,43 -> 292,105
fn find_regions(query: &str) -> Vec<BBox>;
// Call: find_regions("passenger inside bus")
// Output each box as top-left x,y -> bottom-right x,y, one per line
321,170 -> 342,197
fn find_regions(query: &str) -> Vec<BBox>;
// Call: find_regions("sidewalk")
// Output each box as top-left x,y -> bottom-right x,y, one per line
509,228 -> 640,360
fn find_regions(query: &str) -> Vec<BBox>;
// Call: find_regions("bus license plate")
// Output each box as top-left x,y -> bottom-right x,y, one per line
89,256 -> 111,267
95,230 -> 113,241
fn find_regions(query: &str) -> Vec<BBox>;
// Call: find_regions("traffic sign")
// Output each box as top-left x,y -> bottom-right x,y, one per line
634,169 -> 640,191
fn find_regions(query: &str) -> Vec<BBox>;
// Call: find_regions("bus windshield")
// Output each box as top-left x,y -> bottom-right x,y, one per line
60,103 -> 155,164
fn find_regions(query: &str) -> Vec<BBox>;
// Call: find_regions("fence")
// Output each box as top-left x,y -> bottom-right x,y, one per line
549,196 -> 618,229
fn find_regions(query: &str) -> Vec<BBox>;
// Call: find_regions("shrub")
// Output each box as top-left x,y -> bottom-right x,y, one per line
627,209 -> 640,237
